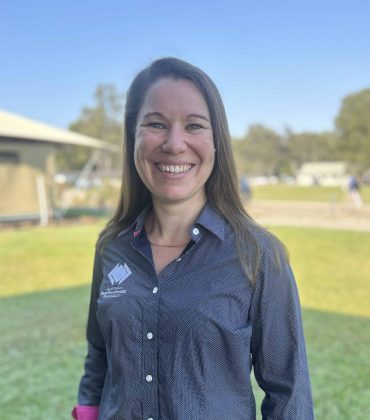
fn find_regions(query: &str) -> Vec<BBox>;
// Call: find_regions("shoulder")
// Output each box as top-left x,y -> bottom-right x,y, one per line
255,227 -> 288,264
234,217 -> 288,261
250,229 -> 297,303
242,221 -> 290,279
96,225 -> 133,259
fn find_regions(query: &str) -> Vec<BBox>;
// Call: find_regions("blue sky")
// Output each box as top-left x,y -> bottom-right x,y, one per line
1,0 -> 370,138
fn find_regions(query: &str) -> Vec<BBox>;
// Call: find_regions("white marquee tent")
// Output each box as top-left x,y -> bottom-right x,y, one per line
0,109 -> 119,224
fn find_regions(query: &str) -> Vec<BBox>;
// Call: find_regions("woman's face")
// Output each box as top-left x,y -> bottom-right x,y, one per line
134,78 -> 215,206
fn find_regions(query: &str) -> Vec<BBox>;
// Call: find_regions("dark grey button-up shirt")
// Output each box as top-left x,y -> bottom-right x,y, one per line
77,203 -> 314,419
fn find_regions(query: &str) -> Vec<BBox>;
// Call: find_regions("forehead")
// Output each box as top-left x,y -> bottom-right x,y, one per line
139,78 -> 209,116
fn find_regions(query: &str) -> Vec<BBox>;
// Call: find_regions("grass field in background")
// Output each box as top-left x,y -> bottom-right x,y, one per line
0,223 -> 103,297
252,184 -> 370,203
0,224 -> 369,419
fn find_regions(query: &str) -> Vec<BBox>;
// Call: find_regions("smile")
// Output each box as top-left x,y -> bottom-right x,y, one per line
155,163 -> 193,174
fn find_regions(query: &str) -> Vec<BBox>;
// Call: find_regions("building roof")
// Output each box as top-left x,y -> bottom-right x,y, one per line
0,109 -> 119,152
298,161 -> 347,175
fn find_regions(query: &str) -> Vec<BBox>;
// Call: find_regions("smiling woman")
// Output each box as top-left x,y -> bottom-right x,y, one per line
72,57 -> 315,420
134,78 -> 215,206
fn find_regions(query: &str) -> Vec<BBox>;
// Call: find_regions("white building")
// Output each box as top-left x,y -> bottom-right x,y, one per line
296,162 -> 348,187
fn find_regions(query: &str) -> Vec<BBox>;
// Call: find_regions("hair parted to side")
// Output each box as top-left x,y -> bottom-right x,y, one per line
98,57 -> 287,285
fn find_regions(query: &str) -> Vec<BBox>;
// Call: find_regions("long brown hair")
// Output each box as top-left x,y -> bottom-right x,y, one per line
98,57 -> 287,285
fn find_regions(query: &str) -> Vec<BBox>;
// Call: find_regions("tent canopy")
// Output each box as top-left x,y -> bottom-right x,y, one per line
0,109 -> 119,152
0,109 -> 120,223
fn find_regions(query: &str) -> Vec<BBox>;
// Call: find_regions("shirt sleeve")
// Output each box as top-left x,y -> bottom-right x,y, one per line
249,245 -> 315,419
71,405 -> 99,420
73,247 -> 108,412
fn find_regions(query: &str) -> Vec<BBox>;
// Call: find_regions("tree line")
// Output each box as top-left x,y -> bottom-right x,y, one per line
234,88 -> 370,177
233,126 -> 339,177
57,84 -> 370,176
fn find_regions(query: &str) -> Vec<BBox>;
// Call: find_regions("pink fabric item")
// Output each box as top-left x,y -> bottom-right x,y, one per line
133,227 -> 143,238
71,405 -> 99,420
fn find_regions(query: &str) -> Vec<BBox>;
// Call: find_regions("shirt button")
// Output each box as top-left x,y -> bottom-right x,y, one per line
147,332 -> 153,340
148,418 -> 154,420
146,374 -> 153,382
152,287 -> 158,294
192,227 -> 200,235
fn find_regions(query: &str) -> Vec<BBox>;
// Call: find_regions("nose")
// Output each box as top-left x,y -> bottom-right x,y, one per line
161,125 -> 187,155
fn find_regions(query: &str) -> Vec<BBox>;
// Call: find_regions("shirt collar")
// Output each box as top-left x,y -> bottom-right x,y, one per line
118,202 -> 225,241
195,202 -> 225,241
116,206 -> 151,238
132,206 -> 151,237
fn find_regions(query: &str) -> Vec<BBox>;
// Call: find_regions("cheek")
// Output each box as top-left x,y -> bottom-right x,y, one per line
198,136 -> 215,164
135,130 -> 161,156
133,138 -> 149,178
134,133 -> 150,164
133,141 -> 141,168
208,152 -> 215,174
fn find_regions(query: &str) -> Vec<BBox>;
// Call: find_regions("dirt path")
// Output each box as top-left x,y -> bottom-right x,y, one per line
247,200 -> 370,232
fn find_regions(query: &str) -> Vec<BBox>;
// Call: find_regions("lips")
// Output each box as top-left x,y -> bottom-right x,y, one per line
155,163 -> 193,174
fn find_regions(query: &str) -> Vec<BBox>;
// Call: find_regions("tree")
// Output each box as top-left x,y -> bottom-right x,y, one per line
233,124 -> 285,176
285,129 -> 339,174
335,88 -> 370,172
56,84 -> 125,170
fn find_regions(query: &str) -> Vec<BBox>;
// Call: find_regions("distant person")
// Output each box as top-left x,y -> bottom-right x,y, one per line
239,175 -> 252,202
347,175 -> 363,209
72,57 -> 314,420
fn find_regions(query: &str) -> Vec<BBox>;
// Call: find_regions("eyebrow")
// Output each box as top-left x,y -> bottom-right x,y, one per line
187,113 -> 210,122
142,112 -> 164,119
142,112 -> 210,123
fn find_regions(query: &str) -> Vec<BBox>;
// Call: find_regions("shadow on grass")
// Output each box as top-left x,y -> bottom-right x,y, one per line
0,286 -> 369,420
254,306 -> 370,419
0,285 -> 90,420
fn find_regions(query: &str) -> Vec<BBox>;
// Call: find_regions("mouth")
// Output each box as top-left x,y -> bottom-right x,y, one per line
155,163 -> 193,174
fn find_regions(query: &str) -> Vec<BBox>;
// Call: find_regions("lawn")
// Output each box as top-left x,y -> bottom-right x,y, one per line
0,224 -> 369,419
252,184 -> 370,203
0,223 -> 103,297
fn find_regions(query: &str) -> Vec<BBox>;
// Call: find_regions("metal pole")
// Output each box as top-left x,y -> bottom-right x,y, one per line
36,175 -> 49,226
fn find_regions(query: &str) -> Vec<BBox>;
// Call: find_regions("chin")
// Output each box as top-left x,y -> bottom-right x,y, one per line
153,188 -> 206,206
156,194 -> 191,204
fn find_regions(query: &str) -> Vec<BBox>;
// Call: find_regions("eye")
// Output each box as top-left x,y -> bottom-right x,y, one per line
146,122 -> 166,129
187,123 -> 202,131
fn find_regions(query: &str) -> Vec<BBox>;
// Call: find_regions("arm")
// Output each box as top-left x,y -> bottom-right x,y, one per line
71,248 -> 107,419
250,246 -> 314,419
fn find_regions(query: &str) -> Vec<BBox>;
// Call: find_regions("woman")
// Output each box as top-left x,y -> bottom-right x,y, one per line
72,57 -> 314,420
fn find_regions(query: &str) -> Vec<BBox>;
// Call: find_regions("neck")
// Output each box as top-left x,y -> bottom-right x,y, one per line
146,193 -> 207,245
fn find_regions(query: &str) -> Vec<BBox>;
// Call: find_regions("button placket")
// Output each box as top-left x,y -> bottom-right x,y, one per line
142,281 -> 160,420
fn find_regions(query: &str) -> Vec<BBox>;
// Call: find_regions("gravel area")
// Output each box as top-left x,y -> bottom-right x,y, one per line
247,200 -> 370,232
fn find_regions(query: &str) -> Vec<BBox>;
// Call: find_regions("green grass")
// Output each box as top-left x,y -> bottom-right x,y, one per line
252,184 -> 370,203
273,227 -> 370,318
0,223 -> 102,297
0,286 -> 89,419
0,224 -> 369,419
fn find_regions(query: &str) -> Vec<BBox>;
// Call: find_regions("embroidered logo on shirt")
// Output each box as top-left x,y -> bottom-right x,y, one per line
108,263 -> 132,285
101,287 -> 127,298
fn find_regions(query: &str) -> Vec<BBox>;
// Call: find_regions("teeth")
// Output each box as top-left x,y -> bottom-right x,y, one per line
156,164 -> 192,174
